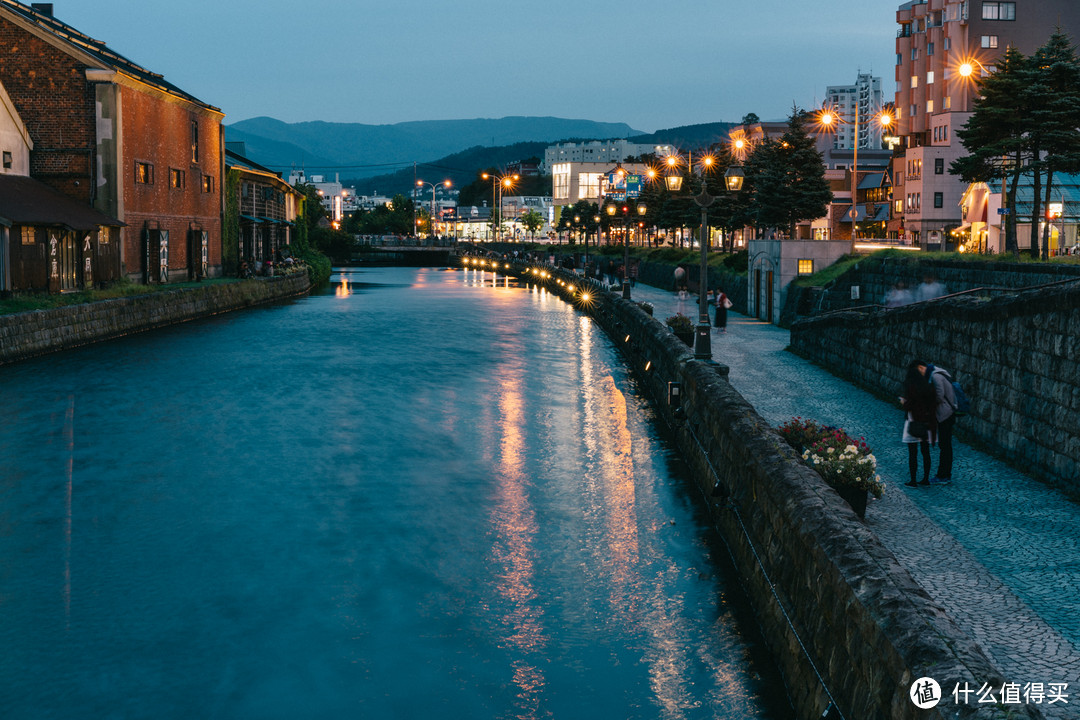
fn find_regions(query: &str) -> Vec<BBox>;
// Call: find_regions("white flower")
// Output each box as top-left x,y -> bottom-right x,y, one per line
845,445 -> 858,454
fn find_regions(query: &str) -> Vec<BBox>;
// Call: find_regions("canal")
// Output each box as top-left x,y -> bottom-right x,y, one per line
0,266 -> 792,719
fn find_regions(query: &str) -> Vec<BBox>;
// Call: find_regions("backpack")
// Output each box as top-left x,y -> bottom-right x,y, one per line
950,380 -> 970,416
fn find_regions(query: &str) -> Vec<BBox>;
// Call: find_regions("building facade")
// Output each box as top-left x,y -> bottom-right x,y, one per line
226,144 -> 302,270
543,140 -> 673,174
825,74 -> 886,151
893,0 -> 1080,246
0,0 -> 225,286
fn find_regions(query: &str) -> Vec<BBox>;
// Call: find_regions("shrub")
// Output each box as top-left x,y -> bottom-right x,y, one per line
664,313 -> 694,332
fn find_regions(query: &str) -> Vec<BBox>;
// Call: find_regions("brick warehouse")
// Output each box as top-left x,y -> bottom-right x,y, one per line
0,1 -> 223,290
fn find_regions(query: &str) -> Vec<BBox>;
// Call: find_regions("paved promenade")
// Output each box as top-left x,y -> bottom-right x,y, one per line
627,282 -> 1080,717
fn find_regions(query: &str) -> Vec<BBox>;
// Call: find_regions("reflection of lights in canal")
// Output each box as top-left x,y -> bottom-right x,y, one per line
335,277 -> 350,297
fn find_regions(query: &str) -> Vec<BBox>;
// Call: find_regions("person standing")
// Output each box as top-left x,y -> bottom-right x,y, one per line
714,289 -> 730,332
926,363 -> 957,484
901,360 -> 937,487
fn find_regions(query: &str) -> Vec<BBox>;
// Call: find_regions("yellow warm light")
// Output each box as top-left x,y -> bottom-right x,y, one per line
567,285 -> 575,293
820,111 -> 835,126
581,293 -> 591,303
733,138 -> 746,151
700,155 -> 715,170
959,62 -> 974,78
880,113 -> 893,128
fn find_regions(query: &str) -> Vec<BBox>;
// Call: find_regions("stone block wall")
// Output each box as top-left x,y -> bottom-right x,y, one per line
0,274 -> 311,366
783,257 -> 1080,324
530,263 -> 1040,719
790,281 -> 1080,495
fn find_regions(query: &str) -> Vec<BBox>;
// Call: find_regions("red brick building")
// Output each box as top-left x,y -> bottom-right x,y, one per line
0,0 -> 224,287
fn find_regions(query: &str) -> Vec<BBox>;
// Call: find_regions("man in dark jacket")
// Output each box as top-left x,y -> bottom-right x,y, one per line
927,364 -> 957,484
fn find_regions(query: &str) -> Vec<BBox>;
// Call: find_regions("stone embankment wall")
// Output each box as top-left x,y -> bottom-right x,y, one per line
790,280 -> 1080,496
517,261 -> 1040,720
0,274 -> 311,365
783,257 -> 1080,324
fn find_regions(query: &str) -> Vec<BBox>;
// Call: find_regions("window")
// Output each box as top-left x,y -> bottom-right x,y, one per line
934,192 -> 944,208
981,2 -> 1015,20
927,100 -> 934,113
135,161 -> 153,184
911,75 -> 919,89
944,37 -> 951,51
578,172 -> 601,199
191,120 -> 199,163
927,42 -> 935,56
896,53 -> 902,66
911,47 -> 920,61
981,35 -> 999,48
944,95 -> 952,110
21,227 -> 36,245
170,168 -> 185,189
201,175 -> 214,193
2,151 -> 10,169
926,71 -> 935,85
797,259 -> 814,276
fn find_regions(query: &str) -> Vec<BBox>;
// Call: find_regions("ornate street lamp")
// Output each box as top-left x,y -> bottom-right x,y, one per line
481,171 -> 518,242
663,152 -> 744,361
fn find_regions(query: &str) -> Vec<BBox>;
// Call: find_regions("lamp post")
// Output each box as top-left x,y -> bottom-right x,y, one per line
416,179 -> 451,240
481,172 -> 518,243
605,201 -> 646,299
664,153 -> 744,361
818,106 -> 892,252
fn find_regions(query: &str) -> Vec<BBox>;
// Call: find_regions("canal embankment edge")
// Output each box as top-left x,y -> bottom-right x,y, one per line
0,274 -> 312,366
520,263 -> 1040,720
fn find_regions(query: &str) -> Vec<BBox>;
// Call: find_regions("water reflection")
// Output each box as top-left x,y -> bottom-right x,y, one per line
490,360 -> 547,717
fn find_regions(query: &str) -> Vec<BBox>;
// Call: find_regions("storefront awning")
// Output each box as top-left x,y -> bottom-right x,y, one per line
0,175 -> 124,230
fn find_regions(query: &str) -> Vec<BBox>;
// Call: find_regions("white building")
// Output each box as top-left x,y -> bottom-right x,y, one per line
825,74 -> 885,151
543,140 -> 673,173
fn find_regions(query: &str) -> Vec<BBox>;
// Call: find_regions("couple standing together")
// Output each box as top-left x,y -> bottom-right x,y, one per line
901,360 -> 957,487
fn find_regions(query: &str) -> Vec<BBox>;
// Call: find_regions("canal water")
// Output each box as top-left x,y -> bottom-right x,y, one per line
0,266 -> 792,719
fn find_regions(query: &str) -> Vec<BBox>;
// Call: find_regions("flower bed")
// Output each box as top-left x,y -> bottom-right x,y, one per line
778,417 -> 884,500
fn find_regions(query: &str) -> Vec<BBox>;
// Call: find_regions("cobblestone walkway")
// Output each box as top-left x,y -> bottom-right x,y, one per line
630,283 -> 1080,717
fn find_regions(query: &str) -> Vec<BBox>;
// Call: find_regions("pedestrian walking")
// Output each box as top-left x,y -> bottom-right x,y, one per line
714,289 -> 731,332
926,362 -> 957,484
901,360 -> 937,487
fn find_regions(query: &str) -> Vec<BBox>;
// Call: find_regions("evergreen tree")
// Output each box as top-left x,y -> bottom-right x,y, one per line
1030,31 -> 1080,258
745,108 -> 831,239
951,47 -> 1031,256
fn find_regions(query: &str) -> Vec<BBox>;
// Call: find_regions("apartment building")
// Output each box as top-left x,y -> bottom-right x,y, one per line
825,74 -> 886,151
893,0 -> 1080,246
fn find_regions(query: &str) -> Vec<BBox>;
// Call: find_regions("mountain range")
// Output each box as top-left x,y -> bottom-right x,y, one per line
225,116 -> 645,180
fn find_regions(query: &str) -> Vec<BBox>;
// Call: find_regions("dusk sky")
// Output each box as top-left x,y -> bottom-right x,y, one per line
58,0 -> 899,132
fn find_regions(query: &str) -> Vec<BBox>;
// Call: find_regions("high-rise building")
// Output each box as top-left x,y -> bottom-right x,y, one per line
893,0 -> 1080,247
825,74 -> 885,151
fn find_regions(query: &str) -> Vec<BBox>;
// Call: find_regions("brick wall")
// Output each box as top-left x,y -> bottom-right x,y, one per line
531,263 -> 1038,719
0,17 -> 95,200
790,281 -> 1080,495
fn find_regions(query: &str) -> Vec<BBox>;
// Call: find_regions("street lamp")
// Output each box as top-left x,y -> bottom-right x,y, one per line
417,179 -> 451,240
663,151 -> 744,361
605,200 -> 646,299
818,105 -> 893,251
481,171 -> 518,242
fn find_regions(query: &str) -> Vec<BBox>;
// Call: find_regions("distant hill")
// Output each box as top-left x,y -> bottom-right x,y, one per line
225,116 -> 644,179
348,142 -> 551,197
350,121 -> 742,197
629,122 -> 738,149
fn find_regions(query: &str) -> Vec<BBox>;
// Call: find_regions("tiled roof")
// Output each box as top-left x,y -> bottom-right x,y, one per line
0,174 -> 123,229
0,0 -> 219,112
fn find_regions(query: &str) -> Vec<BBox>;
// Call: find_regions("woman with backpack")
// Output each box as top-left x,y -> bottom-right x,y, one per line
901,360 -> 937,487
